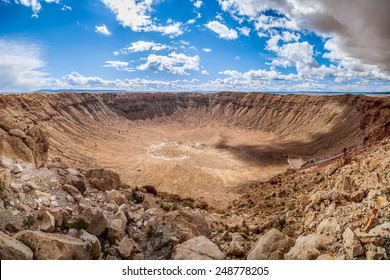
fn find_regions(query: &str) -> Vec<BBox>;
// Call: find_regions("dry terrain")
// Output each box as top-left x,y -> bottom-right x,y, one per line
0,92 -> 389,260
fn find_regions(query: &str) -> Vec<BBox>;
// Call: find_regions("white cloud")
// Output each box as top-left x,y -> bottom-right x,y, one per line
194,0 -> 202,8
205,21 -> 238,40
0,38 -> 54,91
237,26 -> 250,36
61,5 -> 71,11
217,0 -> 390,73
101,0 -> 184,37
64,71 -> 112,87
234,56 -> 240,60
152,22 -> 183,37
95,24 -> 111,36
15,0 -> 42,17
103,60 -> 128,68
101,0 -> 153,31
118,41 -> 171,54
201,70 -> 209,75
11,0 -> 65,17
138,52 -> 200,75
202,48 -> 212,53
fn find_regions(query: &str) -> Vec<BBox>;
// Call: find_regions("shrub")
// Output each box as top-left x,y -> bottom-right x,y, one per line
127,190 -> 145,204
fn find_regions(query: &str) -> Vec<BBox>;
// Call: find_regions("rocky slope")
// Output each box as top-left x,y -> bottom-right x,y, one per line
0,92 -> 389,260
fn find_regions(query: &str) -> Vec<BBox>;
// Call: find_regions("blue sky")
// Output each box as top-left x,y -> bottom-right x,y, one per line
0,0 -> 389,92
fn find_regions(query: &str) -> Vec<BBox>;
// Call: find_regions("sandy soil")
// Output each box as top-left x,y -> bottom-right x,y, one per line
50,118 -> 290,209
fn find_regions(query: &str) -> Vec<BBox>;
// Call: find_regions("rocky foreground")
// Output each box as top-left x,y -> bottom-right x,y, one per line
0,137 -> 389,260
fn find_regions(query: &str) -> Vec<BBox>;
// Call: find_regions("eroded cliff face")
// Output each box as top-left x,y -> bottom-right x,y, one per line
0,92 -> 389,167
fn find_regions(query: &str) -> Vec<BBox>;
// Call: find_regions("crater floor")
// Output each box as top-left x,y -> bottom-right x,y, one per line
56,119 -> 291,209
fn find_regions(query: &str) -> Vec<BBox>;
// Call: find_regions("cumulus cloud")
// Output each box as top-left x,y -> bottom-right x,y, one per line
117,41 -> 171,54
218,0 -> 390,73
95,24 -> 111,36
237,26 -> 250,36
101,0 -> 183,37
193,0 -> 202,9
138,52 -> 200,75
202,48 -> 212,53
10,0 -> 64,17
0,38 -> 51,91
205,21 -> 238,40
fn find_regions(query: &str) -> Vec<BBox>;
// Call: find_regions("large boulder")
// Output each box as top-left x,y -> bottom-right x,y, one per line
0,232 -> 33,260
343,228 -> 365,259
368,222 -> 390,238
58,168 -> 88,194
85,169 -> 122,191
163,209 -> 211,243
317,217 -> 340,237
76,230 -> 101,260
14,230 -> 89,260
107,219 -> 126,242
247,228 -> 295,260
34,211 -> 55,233
172,236 -> 225,260
285,234 -> 331,260
106,189 -> 127,206
79,206 -> 108,236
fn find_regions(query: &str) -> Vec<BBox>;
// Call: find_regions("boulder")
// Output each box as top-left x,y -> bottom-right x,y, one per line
337,176 -> 356,192
106,189 -> 127,206
34,211 -> 55,232
0,169 -> 11,189
77,229 -> 101,259
226,233 -> 247,258
14,230 -> 89,260
107,219 -> 126,241
163,209 -> 210,243
172,236 -> 225,260
343,227 -> 365,258
317,217 -> 340,237
285,234 -> 331,260
368,222 -> 390,238
46,207 -> 64,227
316,254 -> 335,260
57,168 -> 87,194
85,169 -> 122,191
310,191 -> 328,205
350,188 -> 369,203
247,228 -> 295,260
62,184 -> 83,202
0,232 -> 33,260
117,236 -> 134,259
79,206 -> 108,236
140,185 -> 158,196
12,164 -> 23,174
8,129 -> 27,139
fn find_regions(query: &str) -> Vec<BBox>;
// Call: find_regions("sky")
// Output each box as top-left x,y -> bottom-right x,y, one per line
0,0 -> 389,93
